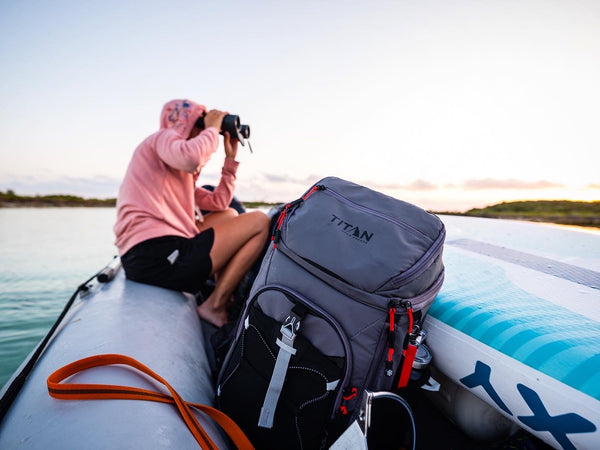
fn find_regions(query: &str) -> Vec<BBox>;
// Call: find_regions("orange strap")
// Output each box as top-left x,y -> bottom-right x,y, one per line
47,354 -> 253,450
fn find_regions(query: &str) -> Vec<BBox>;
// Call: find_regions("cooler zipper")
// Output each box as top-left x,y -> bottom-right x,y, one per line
320,185 -> 432,241
272,185 -> 324,248
319,185 -> 445,286
389,227 -> 446,287
363,272 -> 443,389
278,183 -> 446,290
276,240 -> 388,311
399,269 -> 445,308
363,314 -> 394,388
276,239 -> 445,313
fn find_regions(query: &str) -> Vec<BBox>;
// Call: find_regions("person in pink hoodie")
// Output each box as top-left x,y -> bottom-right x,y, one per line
114,99 -> 270,327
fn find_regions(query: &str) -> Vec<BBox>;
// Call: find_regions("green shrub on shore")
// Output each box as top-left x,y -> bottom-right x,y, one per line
0,190 -> 116,207
461,200 -> 600,227
0,190 -> 279,209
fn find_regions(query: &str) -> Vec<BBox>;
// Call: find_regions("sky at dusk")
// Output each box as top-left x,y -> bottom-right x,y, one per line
1,0 -> 599,211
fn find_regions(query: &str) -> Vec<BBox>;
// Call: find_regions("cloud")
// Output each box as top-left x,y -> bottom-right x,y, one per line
254,173 -> 443,194
408,179 -> 438,191
587,183 -> 600,189
263,173 -> 292,183
355,179 -> 440,192
462,178 -> 565,190
253,172 -> 324,187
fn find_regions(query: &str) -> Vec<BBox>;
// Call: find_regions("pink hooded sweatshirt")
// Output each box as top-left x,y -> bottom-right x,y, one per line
114,99 -> 239,256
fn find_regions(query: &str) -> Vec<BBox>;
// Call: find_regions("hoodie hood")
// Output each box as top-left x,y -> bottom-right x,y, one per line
160,99 -> 207,138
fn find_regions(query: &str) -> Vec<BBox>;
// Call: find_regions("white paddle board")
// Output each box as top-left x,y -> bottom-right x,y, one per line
425,215 -> 600,449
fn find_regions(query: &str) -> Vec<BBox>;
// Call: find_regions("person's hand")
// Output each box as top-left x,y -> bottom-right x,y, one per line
203,109 -> 227,131
224,132 -> 238,160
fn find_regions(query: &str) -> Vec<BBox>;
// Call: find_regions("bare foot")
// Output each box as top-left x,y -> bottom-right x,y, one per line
197,301 -> 228,328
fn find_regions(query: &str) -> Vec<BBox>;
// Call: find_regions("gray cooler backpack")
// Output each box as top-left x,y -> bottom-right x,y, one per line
217,177 -> 445,449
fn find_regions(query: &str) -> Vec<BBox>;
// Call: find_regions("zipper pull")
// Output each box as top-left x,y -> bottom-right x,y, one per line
271,207 -> 288,249
271,198 -> 301,248
338,387 -> 358,415
271,229 -> 281,247
397,300 -> 420,389
302,184 -> 325,200
271,185 -> 324,249
402,300 -> 414,333
385,303 -> 397,377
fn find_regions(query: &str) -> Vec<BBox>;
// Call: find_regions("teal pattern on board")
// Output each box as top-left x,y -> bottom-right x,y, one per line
429,247 -> 600,400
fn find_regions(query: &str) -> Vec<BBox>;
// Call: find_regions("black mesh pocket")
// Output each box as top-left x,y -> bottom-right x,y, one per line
218,305 -> 345,450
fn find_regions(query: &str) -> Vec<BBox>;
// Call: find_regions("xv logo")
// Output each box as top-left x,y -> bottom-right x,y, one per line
460,361 -> 596,450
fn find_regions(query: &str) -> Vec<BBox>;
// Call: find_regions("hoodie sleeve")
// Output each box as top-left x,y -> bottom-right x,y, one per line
155,127 -> 220,173
194,158 -> 240,211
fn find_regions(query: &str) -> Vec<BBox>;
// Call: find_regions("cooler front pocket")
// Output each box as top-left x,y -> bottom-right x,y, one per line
218,286 -> 349,450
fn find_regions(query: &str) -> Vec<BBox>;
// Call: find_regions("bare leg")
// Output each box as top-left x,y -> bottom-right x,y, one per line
196,209 -> 239,289
196,208 -> 238,232
197,211 -> 270,327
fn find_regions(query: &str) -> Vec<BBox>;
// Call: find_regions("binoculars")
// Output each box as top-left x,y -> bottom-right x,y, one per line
195,114 -> 250,147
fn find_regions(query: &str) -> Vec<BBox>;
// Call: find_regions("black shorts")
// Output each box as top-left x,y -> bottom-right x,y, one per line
120,229 -> 214,294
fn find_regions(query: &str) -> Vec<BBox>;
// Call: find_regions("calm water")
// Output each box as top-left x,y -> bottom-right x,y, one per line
0,208 -> 118,388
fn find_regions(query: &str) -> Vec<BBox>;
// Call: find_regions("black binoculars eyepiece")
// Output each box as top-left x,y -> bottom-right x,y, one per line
195,114 -> 250,147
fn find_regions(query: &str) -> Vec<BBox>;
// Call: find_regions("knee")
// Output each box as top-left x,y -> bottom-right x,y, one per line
226,207 -> 239,218
250,211 -> 271,234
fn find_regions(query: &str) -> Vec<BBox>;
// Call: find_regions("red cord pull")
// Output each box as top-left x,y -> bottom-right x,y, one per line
397,343 -> 418,389
396,302 -> 417,389
385,306 -> 397,376
272,185 -> 323,249
339,387 -> 358,415
271,205 -> 290,248
301,185 -> 320,200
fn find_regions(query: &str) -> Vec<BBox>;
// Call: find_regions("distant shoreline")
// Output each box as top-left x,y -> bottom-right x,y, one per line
442,212 -> 600,228
0,191 -> 117,208
0,191 -> 281,210
2,191 -> 598,228
440,200 -> 600,228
